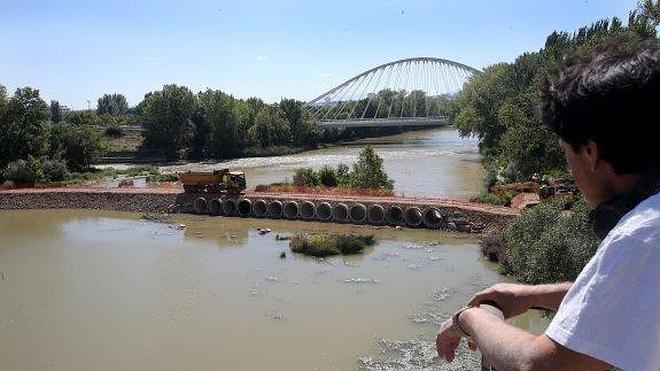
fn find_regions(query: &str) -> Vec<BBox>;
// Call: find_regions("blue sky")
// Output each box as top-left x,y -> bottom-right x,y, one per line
1,0 -> 638,109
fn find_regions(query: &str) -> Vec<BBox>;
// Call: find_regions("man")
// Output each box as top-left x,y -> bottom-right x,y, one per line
436,36 -> 660,370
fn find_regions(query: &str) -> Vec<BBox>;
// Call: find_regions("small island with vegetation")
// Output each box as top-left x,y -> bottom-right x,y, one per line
289,233 -> 376,257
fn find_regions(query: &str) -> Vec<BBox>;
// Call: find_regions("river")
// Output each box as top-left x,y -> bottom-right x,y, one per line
158,127 -> 485,198
0,210 -> 547,371
1,128 -> 549,370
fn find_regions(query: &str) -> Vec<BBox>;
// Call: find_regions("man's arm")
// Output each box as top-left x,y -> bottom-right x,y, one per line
457,306 -> 611,371
466,282 -> 572,318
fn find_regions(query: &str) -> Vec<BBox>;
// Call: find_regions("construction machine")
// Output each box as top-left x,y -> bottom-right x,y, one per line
178,169 -> 246,194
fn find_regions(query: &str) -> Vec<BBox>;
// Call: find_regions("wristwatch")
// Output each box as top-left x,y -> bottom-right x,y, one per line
451,307 -> 471,337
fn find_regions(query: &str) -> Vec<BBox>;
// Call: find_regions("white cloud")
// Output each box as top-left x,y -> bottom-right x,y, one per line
319,72 -> 332,78
256,55 -> 270,62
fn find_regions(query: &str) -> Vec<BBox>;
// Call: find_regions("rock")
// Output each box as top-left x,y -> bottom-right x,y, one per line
279,251 -> 286,259
395,225 -> 402,230
457,224 -> 472,233
176,223 -> 186,230
446,222 -> 457,231
257,228 -> 272,235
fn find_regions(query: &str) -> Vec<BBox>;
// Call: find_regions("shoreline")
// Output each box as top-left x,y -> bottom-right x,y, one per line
0,187 -> 516,233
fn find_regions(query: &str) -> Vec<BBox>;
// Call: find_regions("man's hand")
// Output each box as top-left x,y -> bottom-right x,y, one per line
435,318 -> 464,362
467,283 -> 534,319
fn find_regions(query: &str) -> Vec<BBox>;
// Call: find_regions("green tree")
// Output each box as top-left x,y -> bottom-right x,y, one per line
50,100 -> 62,124
196,89 -> 244,157
0,87 -> 50,169
349,145 -> 394,190
138,84 -> 196,160
453,11 -> 658,182
49,124 -> 106,171
317,165 -> 338,187
503,199 -> 600,284
279,98 -> 315,146
65,110 -> 99,126
249,104 -> 291,148
97,93 -> 128,116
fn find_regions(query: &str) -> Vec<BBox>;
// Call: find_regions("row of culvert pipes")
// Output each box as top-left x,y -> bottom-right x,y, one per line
190,197 -> 447,229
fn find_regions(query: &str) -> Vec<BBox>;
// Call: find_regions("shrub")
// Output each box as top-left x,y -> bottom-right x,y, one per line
350,145 -> 394,190
3,157 -> 44,183
470,191 -> 505,205
42,158 -> 69,181
49,124 -> 106,171
289,233 -> 375,257
65,110 -> 99,126
123,165 -> 159,177
104,124 -> 123,138
502,198 -> 600,284
293,167 -> 319,187
336,163 -> 351,186
147,173 -> 178,182
317,165 -> 338,187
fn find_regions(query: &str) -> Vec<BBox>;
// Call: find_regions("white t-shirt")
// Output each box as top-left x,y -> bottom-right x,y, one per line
545,193 -> 660,371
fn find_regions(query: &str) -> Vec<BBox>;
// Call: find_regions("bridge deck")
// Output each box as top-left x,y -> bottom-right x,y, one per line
316,116 -> 449,129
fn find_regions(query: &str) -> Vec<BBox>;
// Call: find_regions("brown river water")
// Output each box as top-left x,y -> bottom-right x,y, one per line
0,210 -> 547,371
156,127 -> 485,198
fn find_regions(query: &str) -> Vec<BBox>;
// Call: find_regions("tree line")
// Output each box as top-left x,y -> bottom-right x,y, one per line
138,85 -> 329,160
466,0 -> 660,285
453,0 -> 660,186
0,86 -> 106,183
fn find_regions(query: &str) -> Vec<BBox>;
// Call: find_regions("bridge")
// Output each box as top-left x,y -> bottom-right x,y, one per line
306,57 -> 480,129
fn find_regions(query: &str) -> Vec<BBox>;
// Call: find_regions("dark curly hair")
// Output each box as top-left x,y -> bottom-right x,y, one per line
540,34 -> 660,174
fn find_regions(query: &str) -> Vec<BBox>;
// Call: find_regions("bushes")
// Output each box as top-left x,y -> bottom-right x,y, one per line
317,165 -> 338,187
3,156 -> 70,183
289,233 -> 376,257
49,124 -> 106,171
293,167 -> 319,187
470,191 -> 505,206
3,157 -> 43,183
292,146 -> 394,190
41,158 -> 69,181
501,198 -> 600,284
104,124 -> 123,138
349,145 -> 394,190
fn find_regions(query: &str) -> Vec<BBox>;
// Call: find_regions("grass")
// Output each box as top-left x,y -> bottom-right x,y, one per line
289,233 -> 376,257
146,173 -> 178,182
103,131 -> 143,154
254,184 -> 394,197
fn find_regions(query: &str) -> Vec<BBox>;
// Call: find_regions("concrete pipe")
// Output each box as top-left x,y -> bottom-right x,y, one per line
252,199 -> 268,218
423,207 -> 443,229
300,200 -> 316,220
386,205 -> 404,225
315,202 -> 333,221
267,200 -> 283,218
367,204 -> 385,225
238,199 -> 252,217
194,197 -> 208,214
349,203 -> 367,224
333,203 -> 349,223
208,198 -> 223,216
283,201 -> 299,219
223,198 -> 237,216
404,207 -> 423,227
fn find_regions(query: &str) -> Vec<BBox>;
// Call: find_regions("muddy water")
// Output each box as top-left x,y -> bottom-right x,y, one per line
159,127 -> 484,198
0,210 -> 546,370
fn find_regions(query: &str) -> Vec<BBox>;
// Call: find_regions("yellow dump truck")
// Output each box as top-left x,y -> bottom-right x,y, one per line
178,169 -> 246,194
